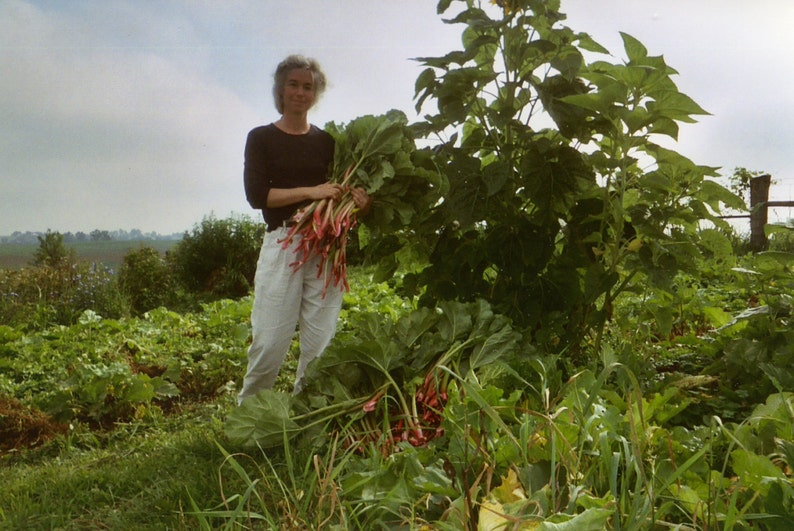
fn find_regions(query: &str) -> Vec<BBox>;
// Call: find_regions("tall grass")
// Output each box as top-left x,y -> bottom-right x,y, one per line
202,353 -> 793,529
188,432 -> 362,529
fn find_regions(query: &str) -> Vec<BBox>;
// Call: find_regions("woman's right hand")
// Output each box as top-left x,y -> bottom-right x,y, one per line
310,183 -> 343,201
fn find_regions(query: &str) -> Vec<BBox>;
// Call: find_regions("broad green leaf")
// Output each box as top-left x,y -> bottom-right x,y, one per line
436,0 -> 453,15
731,449 -> 786,492
702,306 -> 732,328
225,390 -> 299,448
700,179 -> 746,211
124,375 -> 157,403
621,32 -> 648,62
437,300 -> 475,342
651,305 -> 673,337
328,110 -> 410,193
559,93 -> 606,114
611,64 -> 653,88
576,32 -> 609,54
469,320 -> 519,369
640,171 -> 675,193
748,392 -> 794,431
647,116 -> 679,139
348,341 -> 406,374
698,229 -> 735,262
231,323 -> 249,342
757,251 -> 794,268
765,481 -> 794,529
409,461 -> 457,496
538,507 -> 613,530
482,159 -> 511,196
767,223 -> 794,236
463,26 -> 498,67
551,45 -> 585,81
647,90 -> 710,122
396,306 -> 440,348
668,484 -> 703,514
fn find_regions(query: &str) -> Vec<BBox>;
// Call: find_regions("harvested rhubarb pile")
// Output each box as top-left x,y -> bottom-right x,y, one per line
225,299 -> 522,454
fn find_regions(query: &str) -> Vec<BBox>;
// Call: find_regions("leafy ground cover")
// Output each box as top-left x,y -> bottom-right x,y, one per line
1,259 -> 793,529
0,269 -> 409,529
215,252 -> 794,529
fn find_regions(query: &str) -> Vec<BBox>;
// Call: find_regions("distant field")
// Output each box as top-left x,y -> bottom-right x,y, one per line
0,240 -> 179,270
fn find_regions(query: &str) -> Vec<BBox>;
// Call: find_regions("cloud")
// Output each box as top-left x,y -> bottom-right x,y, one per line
0,0 -> 255,234
2,0 -> 793,233
0,0 -> 463,234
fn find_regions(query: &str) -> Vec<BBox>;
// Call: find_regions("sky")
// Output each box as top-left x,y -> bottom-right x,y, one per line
2,0 -> 793,236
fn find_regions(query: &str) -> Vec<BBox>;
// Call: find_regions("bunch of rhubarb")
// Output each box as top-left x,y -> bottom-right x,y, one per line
363,369 -> 449,452
279,165 -> 359,295
279,110 -> 414,296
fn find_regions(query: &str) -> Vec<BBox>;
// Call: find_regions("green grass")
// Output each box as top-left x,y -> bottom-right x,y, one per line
0,400 -> 236,530
0,240 -> 179,270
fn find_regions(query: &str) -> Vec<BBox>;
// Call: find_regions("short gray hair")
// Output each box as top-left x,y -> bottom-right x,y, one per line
272,55 -> 328,113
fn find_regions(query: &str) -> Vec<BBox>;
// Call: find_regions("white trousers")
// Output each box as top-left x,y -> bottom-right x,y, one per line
237,227 -> 343,404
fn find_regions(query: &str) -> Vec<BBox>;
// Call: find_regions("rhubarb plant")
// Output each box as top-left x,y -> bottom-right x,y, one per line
224,298 -> 521,450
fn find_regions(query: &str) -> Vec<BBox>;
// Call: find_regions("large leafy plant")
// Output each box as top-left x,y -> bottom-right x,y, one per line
402,0 -> 743,355
225,299 -> 521,450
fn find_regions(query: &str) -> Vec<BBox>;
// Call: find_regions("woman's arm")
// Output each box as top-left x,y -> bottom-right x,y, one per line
266,183 -> 343,208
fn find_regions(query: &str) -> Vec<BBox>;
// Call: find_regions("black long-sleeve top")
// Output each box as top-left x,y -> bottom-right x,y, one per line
243,123 -> 335,231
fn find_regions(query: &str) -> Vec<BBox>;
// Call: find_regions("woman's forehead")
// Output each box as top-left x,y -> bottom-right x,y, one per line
285,68 -> 314,84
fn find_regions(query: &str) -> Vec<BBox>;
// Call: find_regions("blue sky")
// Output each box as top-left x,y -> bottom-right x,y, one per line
2,0 -> 793,234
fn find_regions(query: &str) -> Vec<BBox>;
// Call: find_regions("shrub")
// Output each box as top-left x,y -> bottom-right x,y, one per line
168,214 -> 264,300
118,246 -> 175,315
0,261 -> 126,328
768,226 -> 794,253
31,230 -> 76,267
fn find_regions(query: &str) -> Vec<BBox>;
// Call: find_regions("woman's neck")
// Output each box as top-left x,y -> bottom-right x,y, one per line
275,114 -> 310,135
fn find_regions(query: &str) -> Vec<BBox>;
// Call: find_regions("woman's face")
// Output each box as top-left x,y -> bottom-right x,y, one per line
281,68 -> 316,115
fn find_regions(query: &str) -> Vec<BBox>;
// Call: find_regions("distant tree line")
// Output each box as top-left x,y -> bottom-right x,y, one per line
1,229 -> 183,245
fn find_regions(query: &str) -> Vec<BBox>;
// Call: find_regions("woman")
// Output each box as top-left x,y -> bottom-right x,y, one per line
238,55 -> 370,403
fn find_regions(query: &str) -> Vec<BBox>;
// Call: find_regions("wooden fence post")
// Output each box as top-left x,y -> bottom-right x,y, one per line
749,174 -> 771,252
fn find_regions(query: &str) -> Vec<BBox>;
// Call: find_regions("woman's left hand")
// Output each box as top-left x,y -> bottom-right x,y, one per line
350,187 -> 373,216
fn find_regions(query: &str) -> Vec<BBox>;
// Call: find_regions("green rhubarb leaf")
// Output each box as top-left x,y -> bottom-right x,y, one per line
437,300 -> 475,343
225,389 -> 299,448
470,319 -> 520,370
396,306 -> 440,349
328,110 -> 409,194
